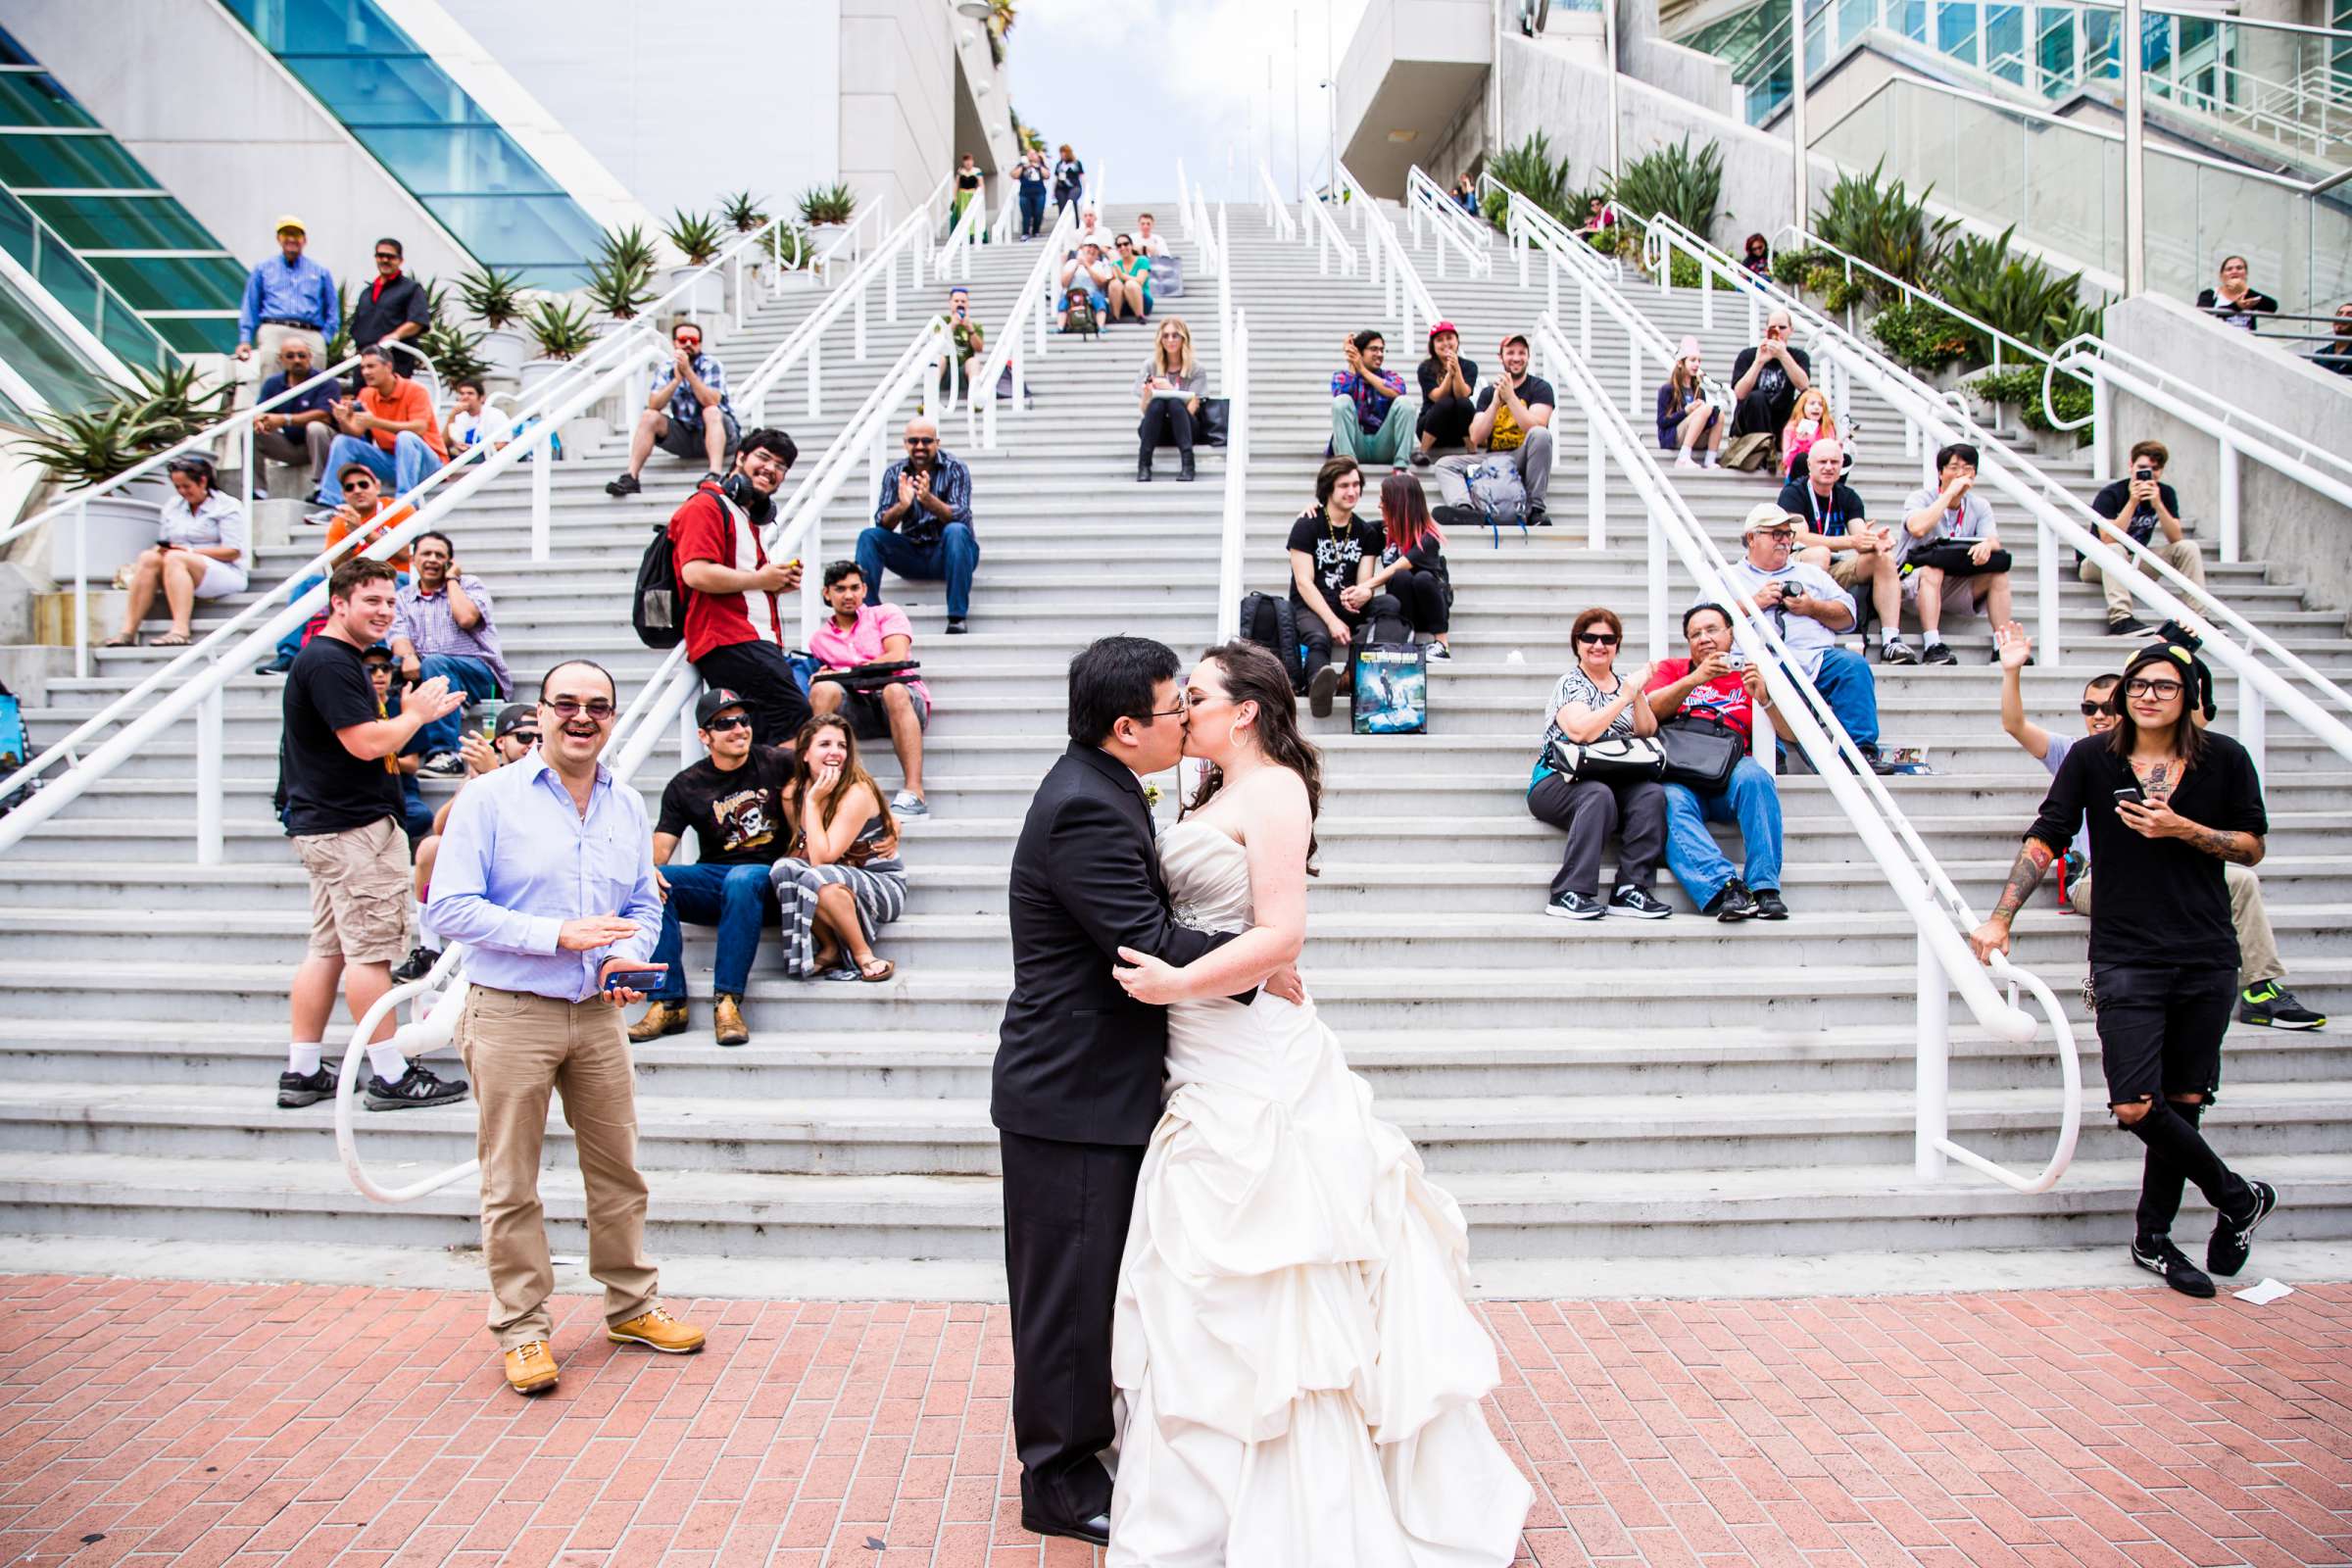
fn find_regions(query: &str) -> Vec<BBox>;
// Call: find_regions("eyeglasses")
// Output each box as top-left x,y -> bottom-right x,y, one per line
544,697 -> 617,721
1577,632 -> 1621,647
905,436 -> 938,447
704,714 -> 752,732
373,251 -> 399,263
2080,702 -> 2116,717
2124,678 -> 2184,699
1142,695 -> 1190,718
675,337 -> 702,349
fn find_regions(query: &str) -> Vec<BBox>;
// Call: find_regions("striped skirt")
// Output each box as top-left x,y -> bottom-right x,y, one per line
770,851 -> 907,978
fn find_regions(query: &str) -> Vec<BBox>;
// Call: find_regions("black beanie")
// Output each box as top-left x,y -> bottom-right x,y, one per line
2121,640 -> 2216,721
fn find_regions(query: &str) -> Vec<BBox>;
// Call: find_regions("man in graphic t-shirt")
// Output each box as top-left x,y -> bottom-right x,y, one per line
630,688 -> 799,1048
669,427 -> 808,746
1286,456 -> 1397,719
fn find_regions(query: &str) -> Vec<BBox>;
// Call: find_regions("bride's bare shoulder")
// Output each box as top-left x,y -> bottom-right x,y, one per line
1228,763 -> 1311,834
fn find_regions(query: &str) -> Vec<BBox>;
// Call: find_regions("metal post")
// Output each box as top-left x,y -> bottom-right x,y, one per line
239,421 -> 254,515
2124,0 -> 2146,295
1645,506 -> 1669,662
2089,375 -> 2111,481
531,422 -> 553,563
1701,263 -> 1714,331
2218,438 -> 2240,563
1605,0 -> 1623,179
1915,931 -> 1950,1181
2036,518 -> 2061,663
855,287 -> 867,362
73,500 -> 87,680
1587,423 -> 1606,550
195,684 -> 222,866
802,518 -> 823,643
1579,283 -> 1592,354
886,242 -> 899,322
808,341 -> 822,419
1791,0 -> 1811,225
733,247 -> 746,332
678,697 -> 696,769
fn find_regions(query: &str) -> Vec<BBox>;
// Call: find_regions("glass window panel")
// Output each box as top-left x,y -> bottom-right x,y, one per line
346,126 -> 565,196
32,239 -> 99,330
1838,0 -> 1875,47
2035,8 -> 2074,95
1937,0 -> 1978,63
0,131 -> 152,189
1986,5 -> 2026,79
21,195 -> 218,251
0,271 -> 114,411
2141,11 -> 2172,74
85,254 -> 246,313
154,316 -> 238,355
0,185 -> 33,270
0,26 -> 38,68
0,383 -> 29,427
418,194 -> 601,278
95,296 -> 166,371
278,54 -> 498,127
0,74 -> 97,130
1898,0 -> 1928,42
216,0 -> 413,58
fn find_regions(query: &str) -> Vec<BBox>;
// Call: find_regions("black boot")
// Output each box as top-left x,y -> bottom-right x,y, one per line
1178,449 -> 1196,482
1137,446 -> 1152,483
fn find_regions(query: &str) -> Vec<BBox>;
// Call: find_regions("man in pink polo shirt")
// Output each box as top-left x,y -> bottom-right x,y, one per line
808,558 -> 932,816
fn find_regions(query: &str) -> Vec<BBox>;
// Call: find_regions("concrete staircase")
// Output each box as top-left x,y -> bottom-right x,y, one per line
3,202 -> 2348,1294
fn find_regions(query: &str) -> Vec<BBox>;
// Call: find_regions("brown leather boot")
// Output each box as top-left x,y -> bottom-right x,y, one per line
627,1001 -> 688,1043
608,1306 -> 705,1354
503,1340 -> 559,1395
712,994 -> 750,1048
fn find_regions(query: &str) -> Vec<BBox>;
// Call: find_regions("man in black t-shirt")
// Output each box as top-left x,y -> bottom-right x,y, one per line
1286,456 -> 1397,718
2083,439 -> 2207,638
630,688 -> 798,1047
274,557 -> 468,1114
1434,332 -> 1554,525
1969,640 -> 2278,1299
1778,438 -> 1909,662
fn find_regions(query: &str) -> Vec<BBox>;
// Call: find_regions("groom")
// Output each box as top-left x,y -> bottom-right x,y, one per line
994,636 -> 1285,1547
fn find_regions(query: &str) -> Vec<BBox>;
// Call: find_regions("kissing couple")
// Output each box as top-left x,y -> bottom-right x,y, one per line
992,634 -> 1532,1563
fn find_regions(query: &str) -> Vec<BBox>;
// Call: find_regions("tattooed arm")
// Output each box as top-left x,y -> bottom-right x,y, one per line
2117,799 -> 2267,866
1969,837 -> 2060,963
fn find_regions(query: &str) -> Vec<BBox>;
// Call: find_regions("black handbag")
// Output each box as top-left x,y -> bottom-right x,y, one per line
1904,539 -> 2013,578
1195,397 -> 1231,447
1546,733 -> 1665,783
1657,715 -> 1743,791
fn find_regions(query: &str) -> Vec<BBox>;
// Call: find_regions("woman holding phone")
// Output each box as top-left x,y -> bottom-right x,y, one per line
1135,317 -> 1204,483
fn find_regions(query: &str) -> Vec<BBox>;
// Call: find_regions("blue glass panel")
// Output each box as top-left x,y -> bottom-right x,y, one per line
85,254 -> 247,314
0,133 -> 150,188
1985,5 -> 2026,80
0,183 -> 31,270
22,195 -> 217,252
154,317 -> 239,355
1936,0 -> 1978,64
0,74 -> 96,129
2035,8 -> 2075,94
0,26 -> 37,68
0,270 -> 115,410
345,126 -> 565,196
96,294 -> 166,370
418,195 -> 601,281
2141,10 -> 2173,73
219,0 -> 411,57
1897,0 -> 1929,43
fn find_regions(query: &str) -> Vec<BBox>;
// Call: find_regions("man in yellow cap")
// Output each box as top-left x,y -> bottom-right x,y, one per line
236,216 -> 338,368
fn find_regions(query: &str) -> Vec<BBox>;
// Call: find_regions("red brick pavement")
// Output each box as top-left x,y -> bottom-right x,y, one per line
0,1274 -> 2347,1567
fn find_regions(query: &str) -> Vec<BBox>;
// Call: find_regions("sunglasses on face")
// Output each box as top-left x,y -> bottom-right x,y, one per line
374,252 -> 399,263
676,337 -> 702,350
906,436 -> 937,447
343,476 -> 377,491
504,730 -> 540,747
2081,701 -> 2116,716
544,697 -> 616,721
705,714 -> 752,733
1577,632 -> 1621,647
2125,678 -> 2184,699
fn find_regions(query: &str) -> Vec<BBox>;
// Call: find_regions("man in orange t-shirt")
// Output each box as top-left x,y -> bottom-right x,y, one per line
318,344 -> 447,506
260,462 -> 418,673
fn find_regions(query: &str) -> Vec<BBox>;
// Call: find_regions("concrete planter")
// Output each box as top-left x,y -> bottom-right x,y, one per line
662,264 -> 726,317
69,480 -> 172,583
476,326 -> 529,380
516,359 -> 574,399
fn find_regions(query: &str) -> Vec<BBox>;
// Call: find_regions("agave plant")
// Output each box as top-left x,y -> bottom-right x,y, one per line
762,221 -> 812,270
1485,131 -> 1576,230
457,264 -> 528,329
582,255 -> 657,319
1935,225 -> 2089,359
420,274 -> 453,330
663,209 -> 726,267
415,321 -> 491,387
1810,160 -> 1957,300
1604,137 -> 1723,245
322,281 -> 357,366
524,298 -> 595,361
13,402 -> 179,488
797,181 -> 858,226
720,191 -> 768,233
596,224 -> 661,276
122,361 -> 233,448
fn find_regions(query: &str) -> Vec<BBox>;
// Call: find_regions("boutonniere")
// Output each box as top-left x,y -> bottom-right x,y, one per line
1143,783 -> 1163,809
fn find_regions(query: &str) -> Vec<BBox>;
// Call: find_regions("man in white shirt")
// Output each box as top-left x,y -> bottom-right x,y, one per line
1714,502 -> 1896,774
446,377 -> 513,461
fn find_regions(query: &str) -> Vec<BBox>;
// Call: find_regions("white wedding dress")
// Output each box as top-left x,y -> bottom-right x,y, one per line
1106,818 -> 1533,1566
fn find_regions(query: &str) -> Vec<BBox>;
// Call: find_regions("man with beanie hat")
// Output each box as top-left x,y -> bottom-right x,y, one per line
1969,638 -> 2278,1298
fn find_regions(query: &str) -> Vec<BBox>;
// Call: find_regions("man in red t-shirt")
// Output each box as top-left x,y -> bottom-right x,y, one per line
318,344 -> 448,505
1642,602 -> 1795,922
669,427 -> 808,746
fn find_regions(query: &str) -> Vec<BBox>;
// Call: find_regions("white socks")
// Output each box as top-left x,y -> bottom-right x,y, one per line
287,1042 -> 322,1076
1703,450 -> 1720,468
1674,451 -> 1695,469
367,1044 -> 410,1082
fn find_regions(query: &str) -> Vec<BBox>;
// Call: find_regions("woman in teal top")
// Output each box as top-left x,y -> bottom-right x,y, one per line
1107,233 -> 1152,322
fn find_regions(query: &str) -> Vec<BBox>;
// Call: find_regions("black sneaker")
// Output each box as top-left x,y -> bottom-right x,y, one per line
1544,891 -> 1604,921
2208,1180 -> 2277,1278
1922,642 -> 1958,666
1881,637 -> 1920,666
365,1063 -> 470,1112
276,1068 -> 334,1108
2107,613 -> 2152,636
1527,503 -> 1551,527
604,471 -> 641,497
2131,1236 -> 2217,1298
418,752 -> 466,779
945,617 -> 969,635
1307,662 -> 1340,718
1751,888 -> 1789,919
1704,878 -> 1759,922
391,946 -> 443,983
1609,886 -> 1672,920
254,654 -> 294,676
2237,981 -> 2326,1030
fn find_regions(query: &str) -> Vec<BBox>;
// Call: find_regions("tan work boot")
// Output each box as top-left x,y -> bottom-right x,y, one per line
712,994 -> 750,1048
628,1000 -> 688,1043
608,1305 -> 705,1354
504,1339 -> 559,1395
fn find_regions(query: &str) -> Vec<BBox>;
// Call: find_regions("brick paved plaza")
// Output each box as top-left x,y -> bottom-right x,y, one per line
0,1274 -> 2346,1567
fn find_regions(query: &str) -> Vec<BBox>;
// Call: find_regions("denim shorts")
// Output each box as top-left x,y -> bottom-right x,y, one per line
2089,961 -> 2235,1105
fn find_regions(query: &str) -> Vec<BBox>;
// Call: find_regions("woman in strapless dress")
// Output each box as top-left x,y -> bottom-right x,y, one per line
1105,641 -> 1532,1567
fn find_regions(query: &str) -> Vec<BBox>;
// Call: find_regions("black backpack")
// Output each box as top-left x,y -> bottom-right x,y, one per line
1239,592 -> 1304,693
631,517 -> 684,649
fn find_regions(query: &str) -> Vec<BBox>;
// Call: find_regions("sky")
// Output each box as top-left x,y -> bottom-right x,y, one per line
1004,0 -> 1371,207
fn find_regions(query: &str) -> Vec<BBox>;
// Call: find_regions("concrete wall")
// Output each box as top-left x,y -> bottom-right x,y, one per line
5,0 -> 474,303
841,0 -> 959,224
2104,293 -> 2352,616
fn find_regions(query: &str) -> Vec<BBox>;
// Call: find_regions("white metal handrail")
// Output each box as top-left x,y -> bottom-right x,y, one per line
1333,162 -> 1441,360
0,348 -> 646,855
936,183 -> 987,281
1533,308 -> 2081,1195
333,318 -> 953,1205
1768,221 -> 2079,382
1215,308 -> 1252,634
739,204 -> 937,424
1298,185 -> 1360,277
1403,166 -> 1494,279
991,173 -> 1023,246
963,201 -> 1079,449
1634,207 -> 2352,763
1258,162 -> 1299,240
1214,206 -> 1236,398
812,190 -> 900,278
1190,181 -> 1222,277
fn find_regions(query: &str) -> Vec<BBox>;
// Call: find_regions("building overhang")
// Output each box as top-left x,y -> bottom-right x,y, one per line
1336,0 -> 1494,197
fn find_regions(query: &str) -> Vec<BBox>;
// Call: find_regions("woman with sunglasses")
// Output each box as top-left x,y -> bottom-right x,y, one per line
1105,234 -> 1152,322
1135,317 -> 1204,482
105,455 -> 249,648
1525,607 -> 1672,921
1971,639 -> 2279,1298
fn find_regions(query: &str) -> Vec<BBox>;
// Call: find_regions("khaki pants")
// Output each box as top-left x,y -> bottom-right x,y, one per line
255,420 -> 335,493
457,985 -> 659,1348
2071,861 -> 2282,988
2080,537 -> 2205,619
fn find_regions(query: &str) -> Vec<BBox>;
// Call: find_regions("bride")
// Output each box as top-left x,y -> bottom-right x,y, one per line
1107,641 -> 1532,1565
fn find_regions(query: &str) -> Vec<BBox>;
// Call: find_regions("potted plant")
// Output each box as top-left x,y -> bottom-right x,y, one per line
721,191 -> 768,233
582,255 -> 656,336
458,264 -> 530,379
415,322 -> 492,393
519,298 -> 594,396
13,397 -> 182,582
661,208 -> 728,313
798,181 -> 857,229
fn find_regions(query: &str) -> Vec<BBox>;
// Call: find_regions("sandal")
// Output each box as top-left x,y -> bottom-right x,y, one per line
856,956 -> 895,984
152,630 -> 192,647
101,633 -> 137,649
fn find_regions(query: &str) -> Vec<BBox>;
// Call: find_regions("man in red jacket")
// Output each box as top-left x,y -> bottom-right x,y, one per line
669,427 -> 808,746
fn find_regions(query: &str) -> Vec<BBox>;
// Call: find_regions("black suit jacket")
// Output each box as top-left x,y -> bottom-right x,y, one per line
994,744 -> 1243,1146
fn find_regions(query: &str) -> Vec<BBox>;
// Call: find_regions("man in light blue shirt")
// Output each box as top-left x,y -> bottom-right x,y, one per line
235,216 -> 339,369
426,658 -> 707,1396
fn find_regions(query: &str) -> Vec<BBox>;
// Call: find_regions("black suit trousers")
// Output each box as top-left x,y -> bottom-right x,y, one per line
999,1127 -> 1147,1524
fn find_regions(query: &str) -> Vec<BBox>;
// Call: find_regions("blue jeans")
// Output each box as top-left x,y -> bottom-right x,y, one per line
318,430 -> 443,505
1019,184 -> 1047,237
408,654 -> 501,758
858,522 -> 980,619
1807,646 -> 1881,751
274,569 -> 409,663
1662,759 -> 1785,907
397,770 -> 435,841
647,861 -> 783,1001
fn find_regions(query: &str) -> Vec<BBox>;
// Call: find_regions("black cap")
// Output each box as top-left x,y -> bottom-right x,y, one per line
360,643 -> 394,664
694,688 -> 749,728
2122,639 -> 2218,721
493,705 -> 538,740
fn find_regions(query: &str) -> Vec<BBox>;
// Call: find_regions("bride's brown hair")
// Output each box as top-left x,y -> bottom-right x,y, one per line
1182,640 -> 1322,875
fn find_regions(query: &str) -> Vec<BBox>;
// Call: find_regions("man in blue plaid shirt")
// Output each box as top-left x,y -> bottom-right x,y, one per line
858,416 -> 980,634
607,320 -> 739,497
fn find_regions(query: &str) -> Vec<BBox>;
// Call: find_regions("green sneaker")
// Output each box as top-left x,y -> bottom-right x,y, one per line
2238,981 -> 2326,1030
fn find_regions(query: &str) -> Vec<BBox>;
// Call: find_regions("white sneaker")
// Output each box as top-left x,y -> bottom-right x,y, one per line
1703,451 -> 1721,468
1674,452 -> 1696,469
891,790 -> 929,817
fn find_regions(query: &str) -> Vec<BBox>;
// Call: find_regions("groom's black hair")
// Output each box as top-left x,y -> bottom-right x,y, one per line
1069,635 -> 1182,747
